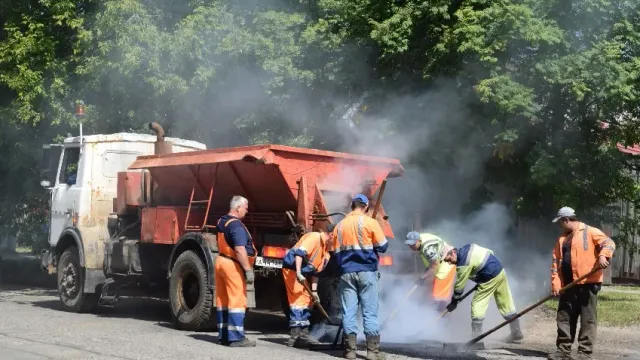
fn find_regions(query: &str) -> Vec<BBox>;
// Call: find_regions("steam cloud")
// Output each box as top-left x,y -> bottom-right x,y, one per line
330,80 -> 557,344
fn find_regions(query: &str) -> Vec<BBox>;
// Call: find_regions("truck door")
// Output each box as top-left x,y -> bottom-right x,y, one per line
49,146 -> 82,246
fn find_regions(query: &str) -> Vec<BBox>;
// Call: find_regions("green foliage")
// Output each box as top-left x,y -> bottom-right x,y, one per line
1,0 -> 640,257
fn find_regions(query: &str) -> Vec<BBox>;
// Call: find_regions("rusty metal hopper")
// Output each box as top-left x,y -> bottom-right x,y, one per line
128,144 -> 404,238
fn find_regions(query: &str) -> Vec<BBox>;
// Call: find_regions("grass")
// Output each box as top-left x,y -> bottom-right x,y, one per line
15,246 -> 34,254
545,286 -> 640,327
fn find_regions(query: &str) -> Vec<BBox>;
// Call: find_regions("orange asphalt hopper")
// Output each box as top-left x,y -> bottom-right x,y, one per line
215,218 -> 257,343
551,222 -> 616,292
282,232 -> 331,328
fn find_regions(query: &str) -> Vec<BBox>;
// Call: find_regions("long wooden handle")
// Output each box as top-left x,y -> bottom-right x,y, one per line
465,267 -> 602,346
371,179 -> 387,219
301,280 -> 330,320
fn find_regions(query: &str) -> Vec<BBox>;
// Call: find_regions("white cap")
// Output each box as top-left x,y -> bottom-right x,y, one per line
552,206 -> 576,223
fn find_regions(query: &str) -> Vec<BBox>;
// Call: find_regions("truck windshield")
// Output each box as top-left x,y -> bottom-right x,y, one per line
61,147 -> 80,185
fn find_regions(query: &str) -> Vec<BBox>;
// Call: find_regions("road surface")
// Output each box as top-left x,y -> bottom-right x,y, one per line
0,285 -> 637,360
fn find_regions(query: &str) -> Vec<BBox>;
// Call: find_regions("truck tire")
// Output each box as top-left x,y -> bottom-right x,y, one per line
169,250 -> 213,331
57,246 -> 99,313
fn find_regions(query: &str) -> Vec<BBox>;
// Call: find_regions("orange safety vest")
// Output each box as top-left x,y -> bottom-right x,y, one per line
292,232 -> 330,274
551,222 -> 616,291
217,218 -> 257,268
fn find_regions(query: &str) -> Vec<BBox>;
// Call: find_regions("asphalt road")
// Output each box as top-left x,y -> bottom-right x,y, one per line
0,285 -> 555,360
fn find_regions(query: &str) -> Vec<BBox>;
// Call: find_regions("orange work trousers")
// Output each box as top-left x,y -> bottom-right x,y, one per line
215,256 -> 247,343
282,268 -> 313,328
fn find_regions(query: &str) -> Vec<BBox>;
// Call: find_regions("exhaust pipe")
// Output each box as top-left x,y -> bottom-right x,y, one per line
148,122 -> 173,155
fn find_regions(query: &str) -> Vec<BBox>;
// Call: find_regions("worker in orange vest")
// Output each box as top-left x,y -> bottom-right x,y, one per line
332,194 -> 388,360
281,224 -> 335,347
547,207 -> 616,360
215,195 -> 257,347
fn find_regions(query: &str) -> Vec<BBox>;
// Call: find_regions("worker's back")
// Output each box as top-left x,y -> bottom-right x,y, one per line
457,243 -> 503,283
332,211 -> 388,274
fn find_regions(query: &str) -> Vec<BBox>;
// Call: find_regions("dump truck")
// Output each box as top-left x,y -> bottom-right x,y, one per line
40,123 -> 404,331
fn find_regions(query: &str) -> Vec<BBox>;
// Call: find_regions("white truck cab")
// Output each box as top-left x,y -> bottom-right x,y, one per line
40,129 -> 205,311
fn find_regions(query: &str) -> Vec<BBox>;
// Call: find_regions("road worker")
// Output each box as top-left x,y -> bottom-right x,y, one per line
214,195 -> 257,347
332,194 -> 388,360
547,207 -> 616,360
404,232 -> 456,312
440,242 -> 524,343
281,224 -> 335,348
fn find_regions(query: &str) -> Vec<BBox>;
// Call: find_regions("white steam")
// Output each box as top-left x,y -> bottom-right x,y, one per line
376,203 -> 553,343
329,83 -> 555,344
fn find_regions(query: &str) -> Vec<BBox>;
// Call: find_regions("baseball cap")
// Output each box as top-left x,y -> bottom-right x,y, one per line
405,231 -> 421,245
352,194 -> 369,205
552,206 -> 576,223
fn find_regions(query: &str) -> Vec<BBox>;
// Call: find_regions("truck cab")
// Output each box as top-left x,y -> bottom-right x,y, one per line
40,131 -> 205,311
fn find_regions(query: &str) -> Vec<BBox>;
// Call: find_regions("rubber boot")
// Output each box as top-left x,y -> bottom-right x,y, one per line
365,335 -> 386,360
294,327 -> 320,348
471,319 -> 483,339
504,318 -> 524,344
343,334 -> 357,359
286,327 -> 301,347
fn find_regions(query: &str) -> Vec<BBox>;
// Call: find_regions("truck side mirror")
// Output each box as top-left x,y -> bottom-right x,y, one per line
41,144 -> 63,189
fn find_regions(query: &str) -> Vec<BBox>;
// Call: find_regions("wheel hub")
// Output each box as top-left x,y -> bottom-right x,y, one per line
181,272 -> 199,310
61,263 -> 78,298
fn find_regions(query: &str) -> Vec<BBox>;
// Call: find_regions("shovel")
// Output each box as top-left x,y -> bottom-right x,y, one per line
301,280 -> 330,320
444,267 -> 602,352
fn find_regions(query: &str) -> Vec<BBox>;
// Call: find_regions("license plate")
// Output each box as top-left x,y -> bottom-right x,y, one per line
255,256 -> 283,269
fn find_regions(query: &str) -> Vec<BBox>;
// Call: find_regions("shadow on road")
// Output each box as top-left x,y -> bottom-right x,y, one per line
258,337 -> 349,359
29,295 -> 290,335
30,296 -> 173,324
507,348 -> 549,357
245,310 -> 288,334
188,334 -> 219,344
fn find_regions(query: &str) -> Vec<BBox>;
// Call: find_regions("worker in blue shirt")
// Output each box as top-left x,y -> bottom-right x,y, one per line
215,195 -> 257,347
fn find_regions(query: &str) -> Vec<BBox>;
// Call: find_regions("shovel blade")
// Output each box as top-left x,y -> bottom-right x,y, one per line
309,322 -> 342,343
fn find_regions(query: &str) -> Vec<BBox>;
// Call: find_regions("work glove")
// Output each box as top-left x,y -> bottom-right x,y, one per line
311,291 -> 320,303
296,271 -> 306,284
245,270 -> 255,285
446,297 -> 460,312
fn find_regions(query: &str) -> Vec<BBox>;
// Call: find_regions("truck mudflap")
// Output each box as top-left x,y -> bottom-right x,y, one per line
40,249 -> 55,274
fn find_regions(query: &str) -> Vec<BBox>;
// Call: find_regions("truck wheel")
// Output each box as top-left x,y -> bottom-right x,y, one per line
169,250 -> 213,331
57,246 -> 99,313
